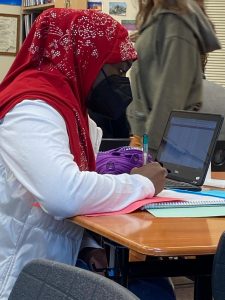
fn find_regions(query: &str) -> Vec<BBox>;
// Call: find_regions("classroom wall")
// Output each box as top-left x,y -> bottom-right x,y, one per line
205,0 -> 225,87
0,4 -> 21,82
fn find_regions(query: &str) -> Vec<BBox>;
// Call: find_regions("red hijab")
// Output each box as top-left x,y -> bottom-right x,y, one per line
0,8 -> 137,171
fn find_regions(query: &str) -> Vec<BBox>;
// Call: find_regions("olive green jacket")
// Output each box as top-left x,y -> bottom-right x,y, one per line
127,0 -> 221,155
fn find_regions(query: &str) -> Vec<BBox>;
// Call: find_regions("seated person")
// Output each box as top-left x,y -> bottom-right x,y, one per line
0,8 -> 174,300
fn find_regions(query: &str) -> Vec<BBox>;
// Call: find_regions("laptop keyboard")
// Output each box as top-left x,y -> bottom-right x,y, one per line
165,178 -> 202,191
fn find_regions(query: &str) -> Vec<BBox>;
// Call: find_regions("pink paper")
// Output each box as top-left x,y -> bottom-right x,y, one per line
85,196 -> 184,217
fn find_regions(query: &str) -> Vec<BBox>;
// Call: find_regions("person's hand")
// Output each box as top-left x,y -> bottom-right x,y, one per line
130,162 -> 168,195
78,247 -> 108,276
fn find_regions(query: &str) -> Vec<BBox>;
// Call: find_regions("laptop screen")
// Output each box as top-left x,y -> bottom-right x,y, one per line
156,111 -> 223,186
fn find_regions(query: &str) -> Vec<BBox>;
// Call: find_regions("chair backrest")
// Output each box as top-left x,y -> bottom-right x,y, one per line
212,231 -> 225,300
9,259 -> 139,300
99,138 -> 130,151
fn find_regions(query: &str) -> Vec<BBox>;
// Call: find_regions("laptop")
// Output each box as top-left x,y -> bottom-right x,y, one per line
156,110 -> 224,191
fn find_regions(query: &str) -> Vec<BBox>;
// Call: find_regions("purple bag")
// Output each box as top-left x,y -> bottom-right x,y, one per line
96,146 -> 153,175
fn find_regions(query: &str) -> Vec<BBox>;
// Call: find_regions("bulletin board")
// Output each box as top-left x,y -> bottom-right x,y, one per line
0,13 -> 20,56
87,0 -> 138,35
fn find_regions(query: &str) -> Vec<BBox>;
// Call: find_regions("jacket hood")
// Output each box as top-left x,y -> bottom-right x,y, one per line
141,0 -> 221,53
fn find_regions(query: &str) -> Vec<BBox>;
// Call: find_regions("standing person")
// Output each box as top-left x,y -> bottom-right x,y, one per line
127,0 -> 221,158
0,8 -> 175,300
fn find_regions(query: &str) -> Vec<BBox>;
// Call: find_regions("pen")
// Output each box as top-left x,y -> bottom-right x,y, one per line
142,133 -> 149,165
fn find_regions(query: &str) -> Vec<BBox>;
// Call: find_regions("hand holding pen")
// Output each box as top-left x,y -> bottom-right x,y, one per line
130,161 -> 168,195
130,134 -> 168,195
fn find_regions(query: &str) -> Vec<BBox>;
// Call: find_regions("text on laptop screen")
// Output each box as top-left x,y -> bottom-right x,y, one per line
159,117 -> 217,169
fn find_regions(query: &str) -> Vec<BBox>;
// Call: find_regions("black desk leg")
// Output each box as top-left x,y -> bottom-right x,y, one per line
194,275 -> 212,300
104,240 -> 129,287
193,255 -> 213,300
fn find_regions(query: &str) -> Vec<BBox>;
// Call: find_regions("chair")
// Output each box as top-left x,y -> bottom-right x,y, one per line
99,138 -> 130,151
212,231 -> 225,300
9,259 -> 139,300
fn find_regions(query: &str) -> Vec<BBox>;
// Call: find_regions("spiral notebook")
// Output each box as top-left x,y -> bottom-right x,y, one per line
143,198 -> 225,209
142,189 -> 225,210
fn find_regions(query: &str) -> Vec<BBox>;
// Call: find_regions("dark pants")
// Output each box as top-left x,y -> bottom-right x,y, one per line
76,259 -> 176,300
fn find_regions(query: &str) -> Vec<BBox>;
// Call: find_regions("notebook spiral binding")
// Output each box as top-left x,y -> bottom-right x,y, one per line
143,198 -> 225,209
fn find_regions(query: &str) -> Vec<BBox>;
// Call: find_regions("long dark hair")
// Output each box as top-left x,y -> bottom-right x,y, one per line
136,0 -> 213,29
136,0 -> 188,28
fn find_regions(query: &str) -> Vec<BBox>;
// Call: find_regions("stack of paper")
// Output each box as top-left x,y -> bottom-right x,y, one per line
143,189 -> 225,218
204,178 -> 225,189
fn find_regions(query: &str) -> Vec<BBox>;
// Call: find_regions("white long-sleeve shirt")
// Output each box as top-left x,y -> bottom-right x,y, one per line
1,100 -> 155,218
0,99 -> 155,299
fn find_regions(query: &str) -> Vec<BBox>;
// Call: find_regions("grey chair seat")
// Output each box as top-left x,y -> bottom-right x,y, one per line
9,259 -> 139,300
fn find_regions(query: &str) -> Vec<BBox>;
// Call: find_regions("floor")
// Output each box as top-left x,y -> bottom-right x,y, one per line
172,277 -> 194,300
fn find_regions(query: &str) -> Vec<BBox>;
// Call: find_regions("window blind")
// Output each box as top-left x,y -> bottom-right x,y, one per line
205,1 -> 225,87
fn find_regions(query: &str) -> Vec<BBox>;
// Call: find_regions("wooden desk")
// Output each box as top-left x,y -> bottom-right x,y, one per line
71,212 -> 225,257
70,210 -> 225,300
